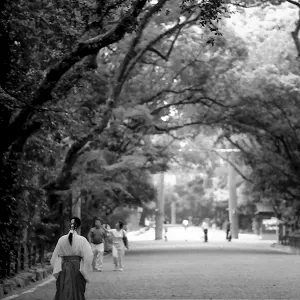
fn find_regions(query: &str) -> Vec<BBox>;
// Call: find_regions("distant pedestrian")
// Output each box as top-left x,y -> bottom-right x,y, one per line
202,219 -> 209,242
145,218 -> 150,229
103,221 -> 129,271
88,218 -> 107,272
182,219 -> 189,241
51,216 -> 93,300
226,222 -> 232,242
182,219 -> 189,230
164,221 -> 169,241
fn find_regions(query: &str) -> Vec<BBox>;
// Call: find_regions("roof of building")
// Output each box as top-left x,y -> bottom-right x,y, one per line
255,203 -> 274,214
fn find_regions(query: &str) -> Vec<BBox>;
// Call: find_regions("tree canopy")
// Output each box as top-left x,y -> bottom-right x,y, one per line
2,0 -> 300,278
0,0 -> 230,277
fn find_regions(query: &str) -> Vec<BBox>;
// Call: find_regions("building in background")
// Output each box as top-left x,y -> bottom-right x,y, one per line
253,203 -> 276,239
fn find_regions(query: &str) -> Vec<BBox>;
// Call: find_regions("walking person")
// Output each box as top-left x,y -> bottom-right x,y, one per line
202,219 -> 209,242
102,221 -> 129,271
226,222 -> 232,242
50,216 -> 93,300
182,219 -> 189,241
88,218 -> 107,272
163,220 -> 169,241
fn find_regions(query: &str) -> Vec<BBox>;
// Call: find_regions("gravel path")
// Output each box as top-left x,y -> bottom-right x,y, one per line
3,231 -> 299,300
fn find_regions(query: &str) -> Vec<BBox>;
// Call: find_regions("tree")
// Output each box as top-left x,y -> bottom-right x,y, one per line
213,4 -> 300,226
0,0 -> 229,276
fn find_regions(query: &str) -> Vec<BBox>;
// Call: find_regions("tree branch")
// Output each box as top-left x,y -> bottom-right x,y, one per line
114,0 -> 170,100
213,151 -> 253,183
0,86 -> 18,104
52,56 -> 97,100
286,0 -> 300,9
147,26 -> 183,61
226,136 -> 299,187
166,27 -> 182,58
154,118 -> 227,134
148,47 -> 168,60
139,58 -> 207,105
85,0 -> 128,32
119,14 -> 200,93
291,9 -> 300,57
43,95 -> 116,192
4,0 -> 148,155
170,155 -> 198,170
0,86 -> 70,113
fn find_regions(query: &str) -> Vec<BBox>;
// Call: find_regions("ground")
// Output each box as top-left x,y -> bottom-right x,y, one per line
2,227 -> 300,300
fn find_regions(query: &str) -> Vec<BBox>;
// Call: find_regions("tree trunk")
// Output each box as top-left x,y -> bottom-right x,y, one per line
72,188 -> 82,234
228,157 -> 239,239
171,201 -> 176,224
155,172 -> 165,240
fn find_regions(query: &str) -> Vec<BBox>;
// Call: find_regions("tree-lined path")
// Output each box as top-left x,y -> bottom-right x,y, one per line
2,0 -> 300,290
2,0 -> 300,297
4,230 -> 300,300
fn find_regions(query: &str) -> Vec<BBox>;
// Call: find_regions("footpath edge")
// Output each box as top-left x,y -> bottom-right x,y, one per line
0,252 -> 111,299
0,265 -> 53,298
270,242 -> 300,255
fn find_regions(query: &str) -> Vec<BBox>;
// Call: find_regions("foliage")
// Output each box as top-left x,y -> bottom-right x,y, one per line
4,0 -> 300,279
0,0 -> 231,277
215,4 -> 300,223
40,0 -> 240,232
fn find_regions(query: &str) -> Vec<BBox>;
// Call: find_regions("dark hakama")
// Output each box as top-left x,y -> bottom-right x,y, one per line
54,256 -> 86,300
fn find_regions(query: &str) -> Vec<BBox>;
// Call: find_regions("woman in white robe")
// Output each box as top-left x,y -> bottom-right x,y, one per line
50,217 -> 93,300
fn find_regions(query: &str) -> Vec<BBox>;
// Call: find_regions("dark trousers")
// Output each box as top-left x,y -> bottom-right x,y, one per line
203,229 -> 208,242
55,256 -> 86,300
226,230 -> 231,241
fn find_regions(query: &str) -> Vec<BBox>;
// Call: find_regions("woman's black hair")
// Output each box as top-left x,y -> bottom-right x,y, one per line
68,216 -> 81,245
118,221 -> 124,229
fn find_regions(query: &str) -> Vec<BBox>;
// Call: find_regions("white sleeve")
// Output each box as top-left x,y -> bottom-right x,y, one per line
107,229 -> 114,235
79,237 -> 93,283
50,237 -> 63,279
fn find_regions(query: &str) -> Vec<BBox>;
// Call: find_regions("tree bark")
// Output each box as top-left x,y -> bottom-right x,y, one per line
155,172 -> 165,240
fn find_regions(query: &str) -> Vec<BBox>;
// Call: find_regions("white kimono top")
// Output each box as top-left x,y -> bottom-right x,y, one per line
50,231 -> 93,283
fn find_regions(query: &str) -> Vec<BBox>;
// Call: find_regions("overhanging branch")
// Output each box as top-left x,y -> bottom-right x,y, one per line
114,0 -> 170,99
154,118 -> 226,134
213,151 -> 253,183
147,25 -> 183,61
291,9 -> 300,57
5,0 -> 148,155
148,47 -> 168,60
120,14 -> 201,91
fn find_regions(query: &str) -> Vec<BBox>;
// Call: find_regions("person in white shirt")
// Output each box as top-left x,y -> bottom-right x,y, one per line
51,216 -> 93,300
182,219 -> 189,229
182,219 -> 189,241
202,219 -> 209,242
102,221 -> 129,271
